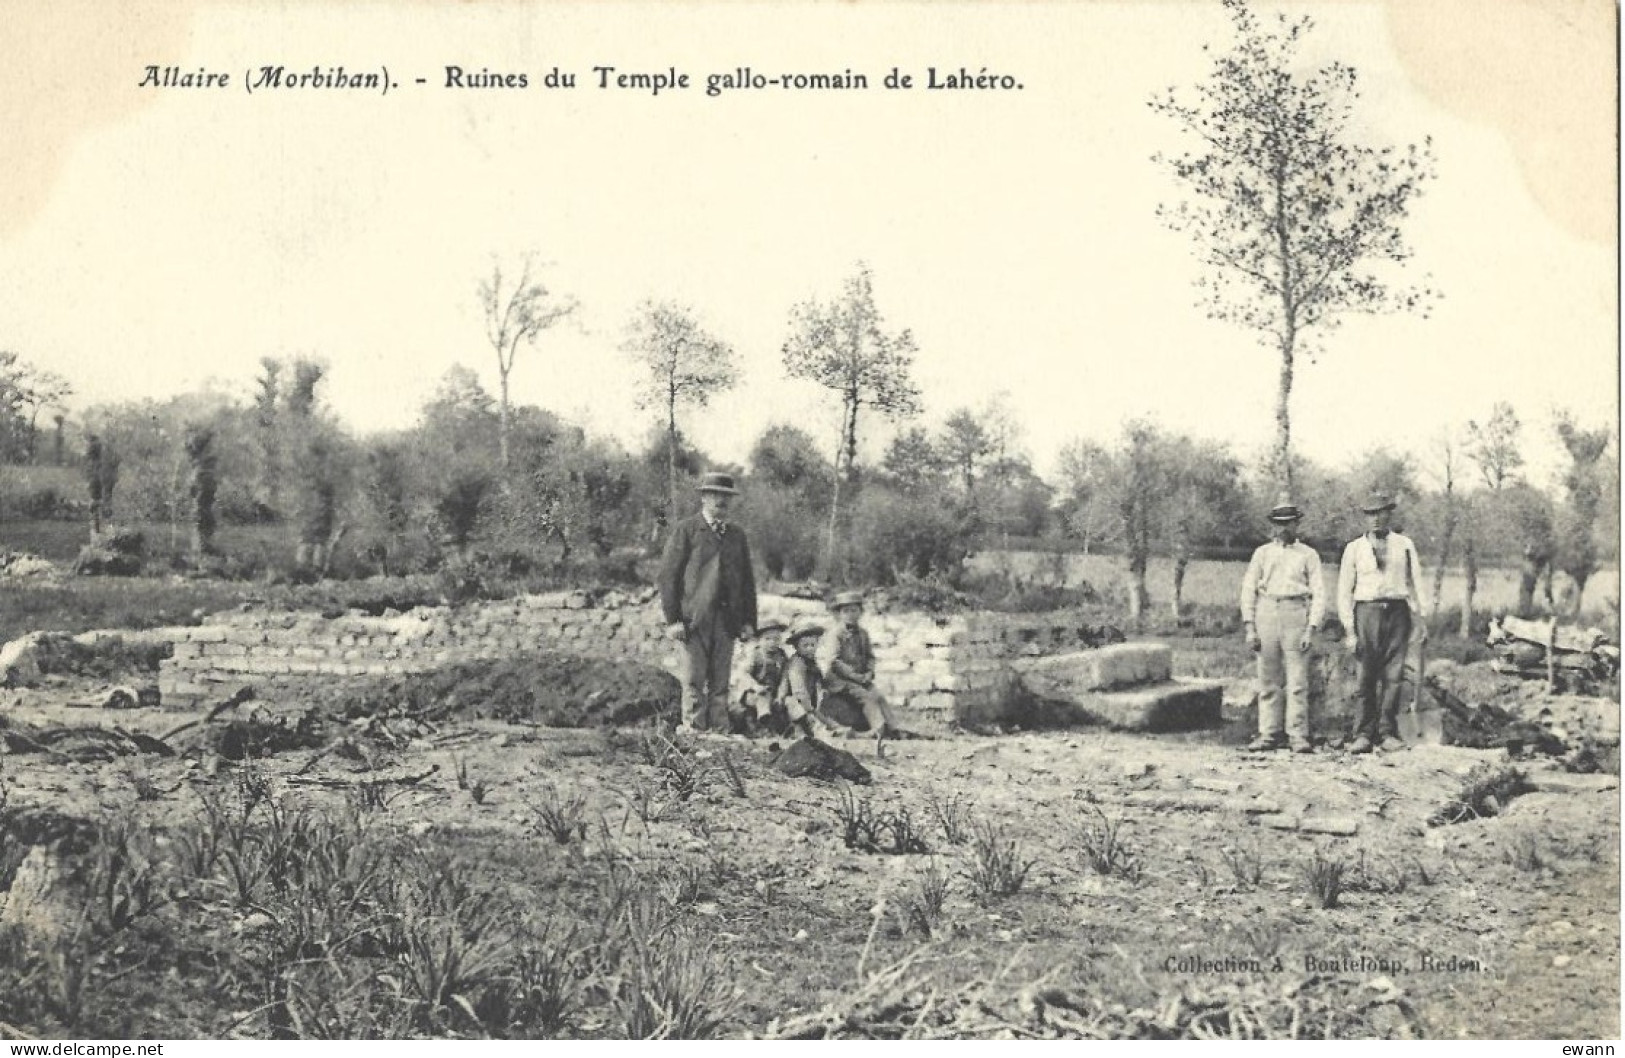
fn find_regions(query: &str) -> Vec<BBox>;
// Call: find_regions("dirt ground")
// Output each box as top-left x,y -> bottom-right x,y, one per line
0,656 -> 1618,1040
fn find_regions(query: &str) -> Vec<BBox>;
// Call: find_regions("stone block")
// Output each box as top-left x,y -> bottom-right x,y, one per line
189,627 -> 228,643
1013,642 -> 1173,696
908,691 -> 958,715
1016,678 -> 1222,733
1299,816 -> 1360,837
883,673 -> 935,696
911,658 -> 955,679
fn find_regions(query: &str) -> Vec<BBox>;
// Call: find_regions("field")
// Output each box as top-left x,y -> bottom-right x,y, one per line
0,637 -> 1617,1040
968,550 -> 1622,621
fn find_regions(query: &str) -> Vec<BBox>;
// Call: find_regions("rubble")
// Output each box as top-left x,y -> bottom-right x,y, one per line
0,552 -> 57,578
1487,615 -> 1620,691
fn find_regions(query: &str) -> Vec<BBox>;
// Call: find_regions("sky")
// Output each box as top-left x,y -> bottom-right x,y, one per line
0,0 -> 1616,495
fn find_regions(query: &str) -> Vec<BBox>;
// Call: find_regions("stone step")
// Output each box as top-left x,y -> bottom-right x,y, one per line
1013,642 -> 1174,695
1023,678 -> 1223,733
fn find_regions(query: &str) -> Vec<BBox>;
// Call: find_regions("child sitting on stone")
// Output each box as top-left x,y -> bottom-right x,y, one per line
816,591 -> 905,744
782,617 -> 854,740
733,618 -> 789,735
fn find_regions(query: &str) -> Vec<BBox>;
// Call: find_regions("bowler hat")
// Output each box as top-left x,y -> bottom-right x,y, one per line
787,617 -> 826,642
697,471 -> 739,495
756,618 -> 787,635
1360,491 -> 1397,514
829,590 -> 865,611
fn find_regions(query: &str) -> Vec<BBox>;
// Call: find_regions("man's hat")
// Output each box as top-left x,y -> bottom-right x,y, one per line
757,617 -> 787,635
1267,495 -> 1303,524
696,471 -> 739,495
829,590 -> 865,611
1360,491 -> 1398,514
787,617 -> 825,642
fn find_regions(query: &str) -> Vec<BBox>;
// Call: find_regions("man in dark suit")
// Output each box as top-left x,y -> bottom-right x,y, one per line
657,471 -> 758,732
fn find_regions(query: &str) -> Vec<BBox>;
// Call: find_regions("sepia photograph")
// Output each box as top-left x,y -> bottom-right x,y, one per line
0,0 -> 1617,1043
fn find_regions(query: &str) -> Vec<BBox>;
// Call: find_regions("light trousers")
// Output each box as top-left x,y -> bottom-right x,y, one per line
1256,597 -> 1312,740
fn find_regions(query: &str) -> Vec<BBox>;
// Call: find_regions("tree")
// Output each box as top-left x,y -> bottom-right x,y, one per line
1465,402 -> 1523,491
0,352 -> 71,463
184,424 -> 219,558
750,423 -> 833,494
1492,483 -> 1556,616
782,263 -> 922,571
478,257 -> 578,470
881,426 -> 945,494
83,433 -> 119,539
747,423 -> 833,581
13,367 -> 70,463
252,357 -> 281,518
1151,0 -> 1436,492
1424,430 -> 1461,618
1055,438 -> 1114,552
1113,422 -> 1166,626
623,300 -> 738,526
1163,436 -> 1243,618
938,408 -> 994,497
1552,411 -> 1611,613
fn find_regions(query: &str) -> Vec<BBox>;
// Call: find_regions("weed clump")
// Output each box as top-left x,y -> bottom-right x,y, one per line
1302,848 -> 1348,909
1076,806 -> 1142,883
832,786 -> 931,856
966,819 -> 1035,900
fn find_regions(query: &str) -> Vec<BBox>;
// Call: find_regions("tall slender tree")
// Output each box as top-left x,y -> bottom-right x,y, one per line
1151,0 -> 1436,492
478,257 -> 578,469
622,300 -> 738,527
782,263 -> 921,571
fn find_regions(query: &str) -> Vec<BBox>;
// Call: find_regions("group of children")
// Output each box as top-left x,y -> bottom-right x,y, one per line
729,591 -> 906,743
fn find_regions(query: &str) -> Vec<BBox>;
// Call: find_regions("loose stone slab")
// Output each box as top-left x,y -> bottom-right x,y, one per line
1014,643 -> 1174,695
1032,679 -> 1223,733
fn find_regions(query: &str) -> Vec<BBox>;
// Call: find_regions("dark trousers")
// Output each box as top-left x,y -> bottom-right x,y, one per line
1353,600 -> 1411,740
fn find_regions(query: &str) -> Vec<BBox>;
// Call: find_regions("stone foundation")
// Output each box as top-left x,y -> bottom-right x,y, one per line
156,592 -> 1133,731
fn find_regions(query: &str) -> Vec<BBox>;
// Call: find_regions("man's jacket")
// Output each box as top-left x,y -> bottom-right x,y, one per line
657,513 -> 758,637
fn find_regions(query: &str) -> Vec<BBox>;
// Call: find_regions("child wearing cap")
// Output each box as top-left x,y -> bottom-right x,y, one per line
817,591 -> 904,741
783,617 -> 854,740
733,618 -> 789,735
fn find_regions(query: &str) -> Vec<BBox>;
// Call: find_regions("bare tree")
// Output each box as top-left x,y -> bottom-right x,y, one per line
782,263 -> 921,570
622,300 -> 738,525
1151,0 -> 1436,492
478,257 -> 578,469
1427,429 -> 1460,617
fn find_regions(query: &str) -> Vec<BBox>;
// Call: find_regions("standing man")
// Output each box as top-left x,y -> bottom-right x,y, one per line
658,471 -> 758,733
1239,499 -> 1325,753
1337,492 -> 1427,753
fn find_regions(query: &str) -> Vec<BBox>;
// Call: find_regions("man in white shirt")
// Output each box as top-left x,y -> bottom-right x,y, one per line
1337,492 -> 1427,754
1240,499 -> 1325,753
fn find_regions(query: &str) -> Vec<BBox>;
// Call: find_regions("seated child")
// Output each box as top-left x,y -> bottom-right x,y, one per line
782,617 -> 854,740
733,618 -> 788,735
816,591 -> 903,740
